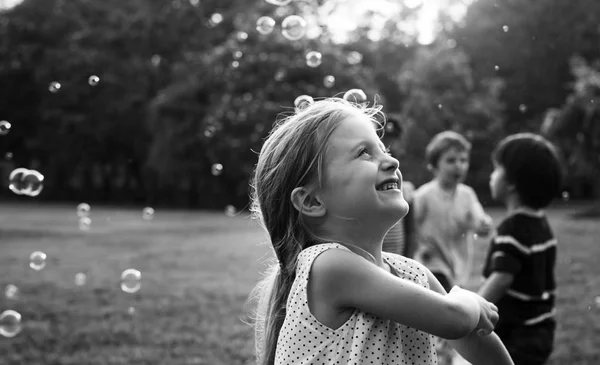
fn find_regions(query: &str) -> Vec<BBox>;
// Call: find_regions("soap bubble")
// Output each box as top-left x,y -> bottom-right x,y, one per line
343,89 -> 368,104
88,75 -> 100,86
77,203 -> 91,218
142,207 -> 155,221
120,269 -> 142,294
294,95 -> 314,110
281,15 -> 307,41
305,51 -> 322,68
29,251 -> 47,271
0,310 -> 22,338
75,273 -> 87,286
211,163 -> 223,176
79,217 -> 91,231
225,205 -> 237,217
266,0 -> 292,5
49,81 -> 61,93
323,75 -> 335,88
0,120 -> 11,136
4,284 -> 18,300
20,170 -> 44,197
256,16 -> 276,35
8,168 -> 28,195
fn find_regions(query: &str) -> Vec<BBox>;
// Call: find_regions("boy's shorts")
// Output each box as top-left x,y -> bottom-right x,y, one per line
495,319 -> 556,365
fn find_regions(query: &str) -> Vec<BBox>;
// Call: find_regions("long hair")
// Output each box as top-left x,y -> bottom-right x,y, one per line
246,98 -> 383,365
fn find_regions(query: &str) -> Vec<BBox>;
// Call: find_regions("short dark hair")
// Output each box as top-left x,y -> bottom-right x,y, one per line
492,133 -> 563,209
425,131 -> 471,167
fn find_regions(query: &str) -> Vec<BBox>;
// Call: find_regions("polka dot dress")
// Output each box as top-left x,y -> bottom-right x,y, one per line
274,243 -> 437,364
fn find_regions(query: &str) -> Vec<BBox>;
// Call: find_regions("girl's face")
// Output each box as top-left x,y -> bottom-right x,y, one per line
433,147 -> 470,185
318,115 -> 408,226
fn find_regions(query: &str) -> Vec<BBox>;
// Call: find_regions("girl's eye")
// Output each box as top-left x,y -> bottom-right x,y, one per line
358,148 -> 369,156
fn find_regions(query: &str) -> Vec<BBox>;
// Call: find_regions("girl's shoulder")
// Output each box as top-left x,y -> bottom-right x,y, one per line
383,253 -> 430,288
297,243 -> 351,273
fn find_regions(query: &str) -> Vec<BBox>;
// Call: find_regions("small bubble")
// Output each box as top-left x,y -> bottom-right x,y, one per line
211,163 -> 223,176
29,251 -> 47,271
256,16 -> 276,35
305,51 -> 322,68
266,0 -> 292,5
77,203 -> 91,218
120,269 -> 142,294
494,65 -> 499,71
274,69 -> 286,82
0,310 -> 22,338
88,75 -> 100,86
347,51 -> 363,65
78,217 -> 91,231
562,191 -> 570,201
233,51 -> 243,59
4,285 -> 18,300
0,120 -> 11,136
447,39 -> 457,48
75,273 -> 87,286
128,306 -> 136,315
323,75 -> 335,88
151,55 -> 162,67
502,25 -> 509,32
281,15 -> 307,41
294,95 -> 314,110
210,13 -> 223,25
518,104 -> 527,113
204,125 -> 216,138
142,207 -> 155,221
20,170 -> 44,197
49,81 -> 61,93
5,152 -> 13,160
437,104 -> 443,109
343,89 -> 367,104
189,0 -> 199,6
231,60 -> 240,68
8,168 -> 28,195
236,31 -> 248,42
225,205 -> 237,217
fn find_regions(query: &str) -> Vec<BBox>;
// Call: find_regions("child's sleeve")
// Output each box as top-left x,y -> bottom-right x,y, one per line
488,223 -> 527,274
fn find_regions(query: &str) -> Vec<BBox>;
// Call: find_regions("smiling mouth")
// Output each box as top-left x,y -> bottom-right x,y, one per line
377,182 -> 399,191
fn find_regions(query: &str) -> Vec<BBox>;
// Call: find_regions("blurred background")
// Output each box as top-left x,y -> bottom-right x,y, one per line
0,0 -> 599,364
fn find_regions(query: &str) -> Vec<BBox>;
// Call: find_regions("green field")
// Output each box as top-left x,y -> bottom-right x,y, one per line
0,203 -> 598,364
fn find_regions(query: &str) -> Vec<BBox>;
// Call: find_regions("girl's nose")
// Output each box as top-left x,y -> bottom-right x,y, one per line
382,154 -> 400,171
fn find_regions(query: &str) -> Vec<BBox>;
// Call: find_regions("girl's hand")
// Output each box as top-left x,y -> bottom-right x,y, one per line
449,286 -> 498,336
475,215 -> 493,237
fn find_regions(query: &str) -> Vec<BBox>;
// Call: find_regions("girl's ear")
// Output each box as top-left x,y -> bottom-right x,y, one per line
290,187 -> 326,218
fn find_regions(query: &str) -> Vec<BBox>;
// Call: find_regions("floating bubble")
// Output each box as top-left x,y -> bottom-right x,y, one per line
128,306 -> 136,316
79,217 -> 91,231
236,31 -> 248,42
189,0 -> 199,6
281,15 -> 307,41
256,16 -> 276,35
274,69 -> 286,81
204,125 -> 216,138
233,51 -> 243,59
384,122 -> 397,134
210,13 -> 223,26
77,203 -> 91,218
232,60 -> 240,68
347,51 -> 363,65
142,207 -> 155,221
5,284 -> 18,300
0,310 -> 22,338
343,89 -> 368,104
20,170 -> 44,197
151,54 -> 162,67
323,75 -> 335,88
75,273 -> 87,286
8,168 -> 28,195
447,39 -> 457,49
562,191 -> 570,201
266,0 -> 292,5
49,81 -> 61,93
0,120 -> 11,136
437,104 -> 443,109
225,205 -> 237,217
518,104 -> 527,113
120,269 -> 142,294
5,152 -> 12,160
305,51 -> 322,68
211,163 -> 223,176
294,95 -> 314,110
88,75 -> 100,86
502,25 -> 509,32
494,65 -> 499,71
29,251 -> 47,271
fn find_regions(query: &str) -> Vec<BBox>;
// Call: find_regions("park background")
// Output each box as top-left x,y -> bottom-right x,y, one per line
0,0 -> 599,364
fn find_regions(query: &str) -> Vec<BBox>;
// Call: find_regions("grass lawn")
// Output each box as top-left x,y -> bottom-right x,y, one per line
0,202 -> 598,364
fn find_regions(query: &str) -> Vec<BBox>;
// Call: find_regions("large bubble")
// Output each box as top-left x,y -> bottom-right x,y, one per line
281,15 -> 307,41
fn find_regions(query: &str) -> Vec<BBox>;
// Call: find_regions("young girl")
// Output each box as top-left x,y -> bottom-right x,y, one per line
247,98 -> 513,365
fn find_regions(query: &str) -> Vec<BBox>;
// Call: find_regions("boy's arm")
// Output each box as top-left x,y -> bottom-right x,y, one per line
467,187 -> 493,235
478,271 -> 515,303
426,270 -> 514,365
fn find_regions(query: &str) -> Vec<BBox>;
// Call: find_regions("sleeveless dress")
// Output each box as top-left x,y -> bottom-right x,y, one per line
274,243 -> 437,364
